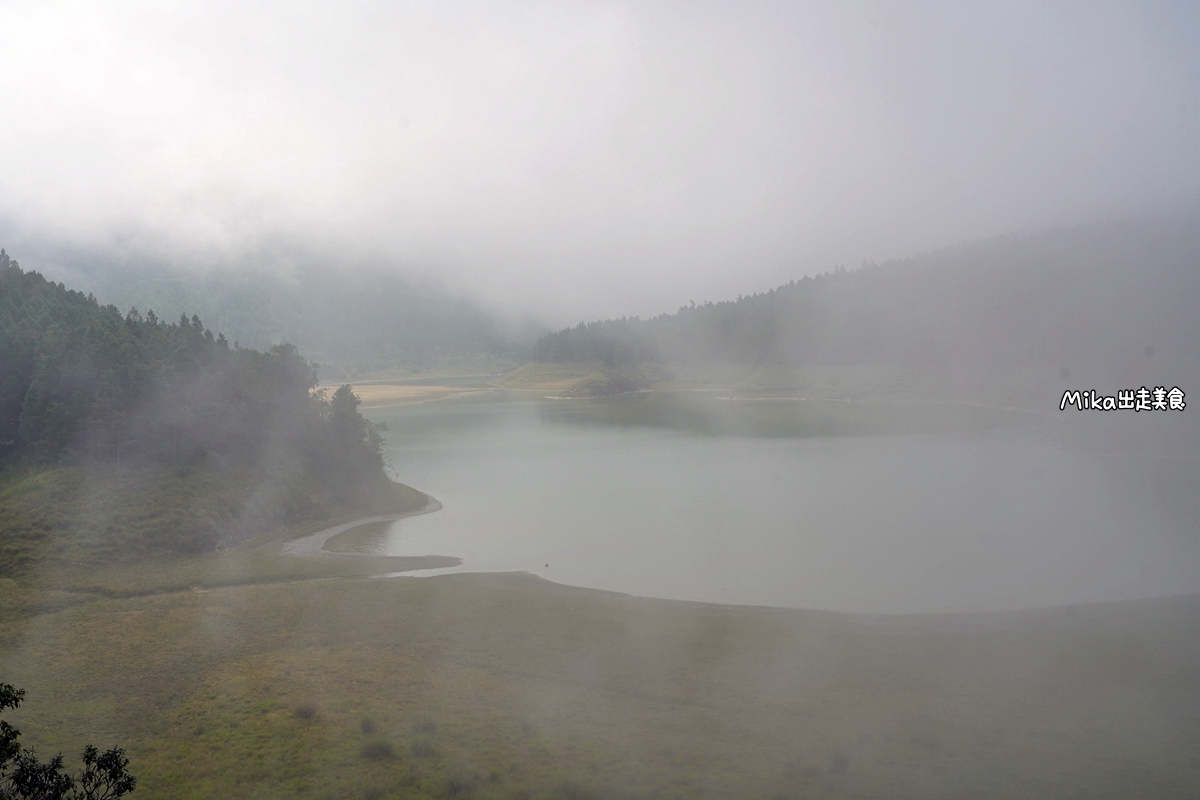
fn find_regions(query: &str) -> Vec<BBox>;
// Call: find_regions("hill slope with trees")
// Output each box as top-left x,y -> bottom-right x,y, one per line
532,216 -> 1200,401
0,250 -> 413,573
25,252 -> 533,379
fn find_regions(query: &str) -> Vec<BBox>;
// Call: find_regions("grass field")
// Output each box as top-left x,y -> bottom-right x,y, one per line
0,462 -> 430,574
1,543 -> 1198,799
496,363 -> 605,395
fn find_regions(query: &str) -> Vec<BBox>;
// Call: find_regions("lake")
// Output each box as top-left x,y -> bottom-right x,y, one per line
358,390 -> 1200,614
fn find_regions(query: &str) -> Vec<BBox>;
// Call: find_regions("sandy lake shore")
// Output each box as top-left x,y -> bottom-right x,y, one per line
281,494 -> 444,557
319,383 -> 491,408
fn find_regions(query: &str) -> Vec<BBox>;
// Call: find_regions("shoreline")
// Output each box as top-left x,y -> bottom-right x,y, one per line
281,494 -> 446,558
318,383 -> 493,409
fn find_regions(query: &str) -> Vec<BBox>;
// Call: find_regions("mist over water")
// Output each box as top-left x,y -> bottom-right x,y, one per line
359,393 -> 1200,614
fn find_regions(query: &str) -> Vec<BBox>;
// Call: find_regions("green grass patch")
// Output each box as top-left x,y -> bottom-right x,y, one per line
500,362 -> 667,398
0,464 -> 428,579
497,362 -> 598,390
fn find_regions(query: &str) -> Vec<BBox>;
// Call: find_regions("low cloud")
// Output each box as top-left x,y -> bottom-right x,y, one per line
1,1 -> 1197,324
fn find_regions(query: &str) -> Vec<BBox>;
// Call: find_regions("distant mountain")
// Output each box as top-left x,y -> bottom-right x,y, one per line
534,215 -> 1200,396
23,251 -> 533,379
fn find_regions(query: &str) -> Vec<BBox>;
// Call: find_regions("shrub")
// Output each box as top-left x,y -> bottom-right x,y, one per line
410,734 -> 435,758
361,739 -> 395,760
444,764 -> 481,796
294,703 -> 317,720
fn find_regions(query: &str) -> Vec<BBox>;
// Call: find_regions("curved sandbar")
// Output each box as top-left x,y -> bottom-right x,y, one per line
281,494 -> 460,570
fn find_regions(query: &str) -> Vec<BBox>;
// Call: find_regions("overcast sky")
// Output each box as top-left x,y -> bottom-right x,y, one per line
1,1 -> 1197,324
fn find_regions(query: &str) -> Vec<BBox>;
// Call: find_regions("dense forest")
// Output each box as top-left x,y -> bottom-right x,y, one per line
534,217 -> 1200,386
22,249 -> 532,379
0,250 -> 399,569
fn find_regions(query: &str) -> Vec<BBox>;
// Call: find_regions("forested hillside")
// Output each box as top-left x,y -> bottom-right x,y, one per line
0,250 -> 406,571
28,255 -> 530,378
535,217 -> 1200,387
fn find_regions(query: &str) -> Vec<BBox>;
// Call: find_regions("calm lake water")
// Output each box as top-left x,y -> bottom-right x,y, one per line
361,391 -> 1200,614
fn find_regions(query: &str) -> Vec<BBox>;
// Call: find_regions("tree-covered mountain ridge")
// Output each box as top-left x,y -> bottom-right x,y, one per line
0,250 -> 414,572
26,248 -> 533,379
533,218 -> 1200,395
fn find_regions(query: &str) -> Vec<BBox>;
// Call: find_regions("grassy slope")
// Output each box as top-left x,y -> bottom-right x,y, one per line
0,558 -> 1197,800
498,363 -> 665,398
497,363 -> 601,394
499,360 -> 1074,409
0,465 -> 428,576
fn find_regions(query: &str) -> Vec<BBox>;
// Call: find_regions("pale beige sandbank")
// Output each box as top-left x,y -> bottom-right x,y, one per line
317,383 -> 491,408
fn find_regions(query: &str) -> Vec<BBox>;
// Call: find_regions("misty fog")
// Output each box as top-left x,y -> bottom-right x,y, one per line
1,3 -> 1199,799
1,1 -> 1198,323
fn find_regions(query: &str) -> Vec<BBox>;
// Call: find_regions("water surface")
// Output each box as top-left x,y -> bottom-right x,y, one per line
364,392 -> 1200,613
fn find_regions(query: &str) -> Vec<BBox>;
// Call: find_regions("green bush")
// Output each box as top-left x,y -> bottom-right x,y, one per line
444,764 -> 481,796
410,734 -> 435,758
361,739 -> 394,760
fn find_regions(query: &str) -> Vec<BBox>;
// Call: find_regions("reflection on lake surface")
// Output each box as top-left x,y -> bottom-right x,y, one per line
364,391 -> 1200,614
